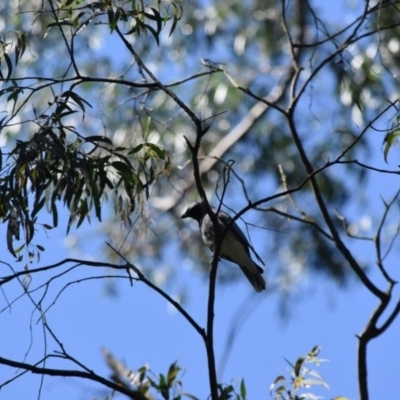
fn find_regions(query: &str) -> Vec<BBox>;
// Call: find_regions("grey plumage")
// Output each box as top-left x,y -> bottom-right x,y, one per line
181,202 -> 266,292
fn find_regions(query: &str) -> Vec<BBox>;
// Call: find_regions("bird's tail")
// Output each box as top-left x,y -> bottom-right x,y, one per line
239,264 -> 266,292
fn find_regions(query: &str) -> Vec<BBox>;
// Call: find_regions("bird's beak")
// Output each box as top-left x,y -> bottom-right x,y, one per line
181,211 -> 188,219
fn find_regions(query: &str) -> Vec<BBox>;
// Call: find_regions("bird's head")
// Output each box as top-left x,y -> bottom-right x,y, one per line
181,202 -> 207,222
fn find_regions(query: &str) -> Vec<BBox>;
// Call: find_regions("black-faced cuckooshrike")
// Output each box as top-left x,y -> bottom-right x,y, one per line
181,202 -> 266,292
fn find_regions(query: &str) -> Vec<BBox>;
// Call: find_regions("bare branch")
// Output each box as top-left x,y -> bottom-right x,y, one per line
375,296 -> 400,335
266,207 -> 333,240
374,189 -> 400,283
114,25 -> 202,128
284,110 -> 386,300
0,355 -> 149,400
184,126 -> 220,400
153,68 -> 293,211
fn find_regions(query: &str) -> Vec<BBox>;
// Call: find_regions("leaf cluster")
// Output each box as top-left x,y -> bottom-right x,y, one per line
270,346 -> 347,400
44,0 -> 183,46
104,351 -> 199,400
0,88 -> 170,257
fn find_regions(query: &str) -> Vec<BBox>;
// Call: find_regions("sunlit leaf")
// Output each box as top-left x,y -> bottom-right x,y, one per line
294,357 -> 305,377
240,379 -> 246,399
383,129 -> 400,163
146,143 -> 166,159
167,361 -> 180,386
301,378 -> 329,389
269,375 -> 286,394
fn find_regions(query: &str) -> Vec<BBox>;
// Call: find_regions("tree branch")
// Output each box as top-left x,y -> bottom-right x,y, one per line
285,115 -> 386,301
0,355 -> 149,400
114,25 -> 201,128
184,125 -> 220,399
153,67 -> 293,211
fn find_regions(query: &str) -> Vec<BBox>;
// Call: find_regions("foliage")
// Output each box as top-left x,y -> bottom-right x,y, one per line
270,346 -> 347,400
383,113 -> 400,162
0,1 -> 173,257
1,0 -> 399,287
104,351 -> 199,400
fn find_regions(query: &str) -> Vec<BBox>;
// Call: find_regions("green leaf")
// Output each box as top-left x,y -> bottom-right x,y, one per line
25,218 -> 34,245
269,375 -> 286,393
108,6 -> 121,33
219,384 -> 234,400
52,200 -> 58,228
31,197 -> 46,219
91,178 -> 102,222
66,214 -> 73,235
240,379 -> 246,399
72,11 -> 86,28
14,245 -> 25,257
55,110 -> 78,120
63,0 -> 76,6
169,2 -> 183,37
7,210 -> 18,258
61,90 -> 92,112
125,22 -> 139,36
128,143 -> 144,155
146,8 -> 163,34
167,361 -> 180,386
3,52 -> 13,81
144,23 -> 160,46
85,135 -> 113,145
76,199 -> 88,228
308,345 -> 320,358
112,160 -> 132,173
110,6 -> 118,23
15,32 -> 27,66
383,129 -> 400,163
146,143 -> 165,159
157,373 -> 169,400
294,357 -> 305,377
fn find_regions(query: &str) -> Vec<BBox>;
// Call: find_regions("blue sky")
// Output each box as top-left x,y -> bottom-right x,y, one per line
1,193 -> 399,400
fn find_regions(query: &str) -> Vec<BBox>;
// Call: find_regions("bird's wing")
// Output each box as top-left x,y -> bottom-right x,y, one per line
216,209 -> 265,267
216,210 -> 249,244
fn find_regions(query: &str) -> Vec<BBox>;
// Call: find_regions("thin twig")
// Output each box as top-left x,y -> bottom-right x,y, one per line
374,189 -> 400,283
106,243 -> 206,339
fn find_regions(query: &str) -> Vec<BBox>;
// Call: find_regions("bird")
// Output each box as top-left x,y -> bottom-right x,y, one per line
181,201 -> 266,292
